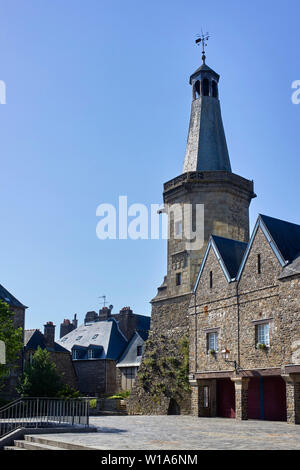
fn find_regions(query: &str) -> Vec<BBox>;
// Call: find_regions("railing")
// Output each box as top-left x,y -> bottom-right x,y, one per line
0,397 -> 89,439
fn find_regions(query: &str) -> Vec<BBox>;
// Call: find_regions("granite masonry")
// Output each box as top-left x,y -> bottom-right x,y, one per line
128,55 -> 255,415
189,215 -> 300,423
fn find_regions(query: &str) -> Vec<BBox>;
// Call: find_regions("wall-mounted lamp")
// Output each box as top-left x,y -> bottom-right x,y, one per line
221,348 -> 239,374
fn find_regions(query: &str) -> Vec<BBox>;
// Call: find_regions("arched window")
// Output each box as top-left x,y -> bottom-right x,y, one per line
202,78 -> 210,96
194,80 -> 200,99
212,80 -> 218,98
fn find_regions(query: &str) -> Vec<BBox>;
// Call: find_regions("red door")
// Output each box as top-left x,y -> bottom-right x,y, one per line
263,376 -> 287,422
217,379 -> 235,418
248,377 -> 261,420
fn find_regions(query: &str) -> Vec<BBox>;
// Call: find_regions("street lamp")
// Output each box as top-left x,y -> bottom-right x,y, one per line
221,348 -> 239,374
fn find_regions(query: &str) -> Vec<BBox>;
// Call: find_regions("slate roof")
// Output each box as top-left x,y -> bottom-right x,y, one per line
135,314 -> 151,335
279,255 -> 300,279
117,331 -> 145,368
24,329 -> 68,352
260,214 -> 300,263
0,284 -> 26,308
57,319 -> 128,361
136,329 -> 149,341
190,62 -> 220,83
211,235 -> 248,279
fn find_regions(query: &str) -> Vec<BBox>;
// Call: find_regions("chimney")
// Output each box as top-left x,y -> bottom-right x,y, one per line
72,314 -> 78,329
44,321 -> 56,350
99,306 -> 112,321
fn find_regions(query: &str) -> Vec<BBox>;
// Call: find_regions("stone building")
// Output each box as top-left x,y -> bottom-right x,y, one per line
189,214 -> 300,424
57,306 -> 150,396
24,322 -> 78,390
0,284 -> 27,400
117,330 -> 149,391
129,52 -> 255,415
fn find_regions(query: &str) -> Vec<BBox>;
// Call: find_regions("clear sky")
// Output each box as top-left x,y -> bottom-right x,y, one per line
0,0 -> 299,336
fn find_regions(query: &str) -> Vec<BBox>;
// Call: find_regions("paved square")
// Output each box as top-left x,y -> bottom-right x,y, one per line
37,415 -> 300,450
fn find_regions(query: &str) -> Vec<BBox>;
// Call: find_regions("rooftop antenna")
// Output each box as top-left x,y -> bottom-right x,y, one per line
195,30 -> 210,64
99,295 -> 107,307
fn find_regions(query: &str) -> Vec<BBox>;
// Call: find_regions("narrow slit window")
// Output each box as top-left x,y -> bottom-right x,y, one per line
203,386 -> 210,408
209,271 -> 213,289
257,254 -> 261,274
176,272 -> 182,286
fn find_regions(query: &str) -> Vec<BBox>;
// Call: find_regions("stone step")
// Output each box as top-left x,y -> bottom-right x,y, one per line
14,439 -> 64,450
3,446 -> 25,450
24,435 -> 96,450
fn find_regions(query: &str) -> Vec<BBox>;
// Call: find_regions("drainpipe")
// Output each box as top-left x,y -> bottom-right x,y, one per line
236,281 -> 241,371
193,291 -> 198,373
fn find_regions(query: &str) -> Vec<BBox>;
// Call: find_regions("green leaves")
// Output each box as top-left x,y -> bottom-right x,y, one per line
0,300 -> 23,388
17,346 -> 63,397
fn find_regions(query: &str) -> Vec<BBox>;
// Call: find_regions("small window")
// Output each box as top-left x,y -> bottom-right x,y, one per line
209,271 -> 213,289
72,349 -> 80,360
203,386 -> 210,408
176,272 -> 182,286
88,349 -> 95,359
137,345 -> 143,357
75,336 -> 83,341
92,334 -> 99,340
61,337 -> 68,342
175,220 -> 182,237
207,332 -> 218,353
256,323 -> 270,348
257,254 -> 261,275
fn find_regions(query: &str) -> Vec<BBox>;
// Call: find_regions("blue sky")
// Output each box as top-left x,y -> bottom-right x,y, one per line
0,0 -> 299,335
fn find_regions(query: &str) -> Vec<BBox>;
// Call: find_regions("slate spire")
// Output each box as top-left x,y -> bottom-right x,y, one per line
183,57 -> 232,173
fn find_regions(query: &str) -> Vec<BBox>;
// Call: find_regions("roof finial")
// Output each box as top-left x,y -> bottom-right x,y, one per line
195,30 -> 210,64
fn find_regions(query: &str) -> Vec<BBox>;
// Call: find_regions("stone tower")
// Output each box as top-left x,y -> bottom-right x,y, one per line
128,53 -> 256,415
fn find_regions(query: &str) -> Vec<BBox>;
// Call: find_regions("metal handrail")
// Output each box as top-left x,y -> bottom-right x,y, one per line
0,397 -> 90,439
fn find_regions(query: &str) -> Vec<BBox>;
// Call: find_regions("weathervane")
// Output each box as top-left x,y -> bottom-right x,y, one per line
195,30 -> 210,63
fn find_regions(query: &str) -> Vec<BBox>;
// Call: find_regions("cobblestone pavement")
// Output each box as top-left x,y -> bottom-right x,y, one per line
36,416 -> 300,450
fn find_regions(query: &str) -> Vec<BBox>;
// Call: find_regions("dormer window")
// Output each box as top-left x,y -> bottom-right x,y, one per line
72,349 -> 80,360
75,336 -> 82,341
137,345 -> 143,357
92,334 -> 99,340
88,349 -> 95,359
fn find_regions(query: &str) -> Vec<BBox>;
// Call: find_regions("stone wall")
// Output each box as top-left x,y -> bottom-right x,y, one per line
73,359 -> 117,396
189,225 -> 300,422
128,294 -> 191,415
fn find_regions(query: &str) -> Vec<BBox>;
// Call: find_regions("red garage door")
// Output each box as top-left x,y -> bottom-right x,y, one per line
248,377 -> 261,420
264,376 -> 286,422
217,379 -> 235,418
248,376 -> 287,422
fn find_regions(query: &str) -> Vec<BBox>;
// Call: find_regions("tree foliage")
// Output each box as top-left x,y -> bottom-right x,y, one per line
0,300 -> 23,389
17,346 -> 63,397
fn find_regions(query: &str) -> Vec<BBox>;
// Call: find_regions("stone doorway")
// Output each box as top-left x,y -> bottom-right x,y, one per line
168,398 -> 181,415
